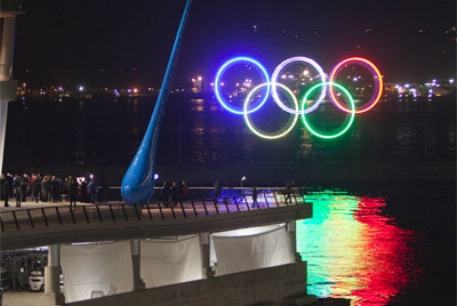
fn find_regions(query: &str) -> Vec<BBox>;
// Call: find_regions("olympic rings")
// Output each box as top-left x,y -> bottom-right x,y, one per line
301,82 -> 355,139
271,56 -> 327,115
328,57 -> 383,114
213,55 -> 383,139
244,82 -> 299,140
214,56 -> 270,115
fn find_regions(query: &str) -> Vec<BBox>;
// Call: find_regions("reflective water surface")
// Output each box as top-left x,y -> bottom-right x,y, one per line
297,183 -> 455,306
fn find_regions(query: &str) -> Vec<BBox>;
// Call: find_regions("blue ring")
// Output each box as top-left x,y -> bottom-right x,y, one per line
214,56 -> 270,114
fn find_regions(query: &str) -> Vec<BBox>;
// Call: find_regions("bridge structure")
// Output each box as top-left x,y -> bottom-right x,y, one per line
0,189 -> 321,306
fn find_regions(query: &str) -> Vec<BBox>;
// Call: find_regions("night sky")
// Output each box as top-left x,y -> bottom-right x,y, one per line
12,0 -> 456,88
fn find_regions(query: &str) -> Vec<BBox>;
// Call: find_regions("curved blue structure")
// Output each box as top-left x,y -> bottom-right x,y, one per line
121,0 -> 192,205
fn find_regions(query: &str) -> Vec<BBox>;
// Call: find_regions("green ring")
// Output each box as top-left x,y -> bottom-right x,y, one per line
300,82 -> 355,139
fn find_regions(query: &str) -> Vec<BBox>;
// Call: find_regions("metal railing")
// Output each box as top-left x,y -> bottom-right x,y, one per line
0,190 -> 304,233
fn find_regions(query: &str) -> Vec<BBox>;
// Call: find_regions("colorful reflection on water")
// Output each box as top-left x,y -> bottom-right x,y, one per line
297,189 -> 420,305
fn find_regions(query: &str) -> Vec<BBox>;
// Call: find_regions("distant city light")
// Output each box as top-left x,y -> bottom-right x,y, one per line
78,86 -> 84,91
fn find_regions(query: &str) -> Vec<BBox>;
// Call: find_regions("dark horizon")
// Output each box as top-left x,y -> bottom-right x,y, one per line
11,0 -> 456,89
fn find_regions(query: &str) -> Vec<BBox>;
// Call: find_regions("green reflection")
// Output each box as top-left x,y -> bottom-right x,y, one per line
297,190 -> 364,299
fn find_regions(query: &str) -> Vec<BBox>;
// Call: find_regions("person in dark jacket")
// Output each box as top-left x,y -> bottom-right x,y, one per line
0,173 -> 9,207
14,174 -> 23,207
67,176 -> 79,207
6,172 -> 13,200
31,174 -> 41,203
251,186 -> 259,208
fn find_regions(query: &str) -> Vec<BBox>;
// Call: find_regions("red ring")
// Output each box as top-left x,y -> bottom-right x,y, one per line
328,57 -> 383,114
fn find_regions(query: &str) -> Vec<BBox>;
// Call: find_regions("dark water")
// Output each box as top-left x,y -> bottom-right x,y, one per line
4,93 -> 456,175
3,94 -> 456,305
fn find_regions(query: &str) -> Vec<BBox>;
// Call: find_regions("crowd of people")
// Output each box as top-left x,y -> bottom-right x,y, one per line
158,180 -> 189,207
0,172 -> 98,208
0,173 -> 296,208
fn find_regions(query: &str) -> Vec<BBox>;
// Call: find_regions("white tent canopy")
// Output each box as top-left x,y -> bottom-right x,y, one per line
60,224 -> 294,302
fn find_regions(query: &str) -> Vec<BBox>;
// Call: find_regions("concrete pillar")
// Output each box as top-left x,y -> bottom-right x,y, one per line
200,232 -> 214,278
287,220 -> 302,262
130,239 -> 146,290
44,245 -> 65,305
0,16 -> 18,174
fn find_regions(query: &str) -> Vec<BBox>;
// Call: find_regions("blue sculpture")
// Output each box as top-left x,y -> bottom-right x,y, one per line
121,0 -> 192,204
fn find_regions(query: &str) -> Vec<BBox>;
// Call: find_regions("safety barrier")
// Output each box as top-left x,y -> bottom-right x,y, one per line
0,190 -> 303,233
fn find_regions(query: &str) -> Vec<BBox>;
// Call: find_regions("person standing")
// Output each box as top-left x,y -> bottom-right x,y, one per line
31,174 -> 41,203
21,173 -> 30,202
0,173 -> 9,207
41,175 -> 50,202
87,178 -> 98,204
251,186 -> 259,208
181,181 -> 189,200
51,176 -> 59,202
169,181 -> 178,207
284,181 -> 292,204
176,180 -> 184,205
79,178 -> 88,203
6,172 -> 13,200
14,174 -> 23,207
67,176 -> 79,207
214,179 -> 221,202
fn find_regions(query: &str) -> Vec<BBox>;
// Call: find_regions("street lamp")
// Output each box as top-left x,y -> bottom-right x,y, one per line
240,176 -> 246,196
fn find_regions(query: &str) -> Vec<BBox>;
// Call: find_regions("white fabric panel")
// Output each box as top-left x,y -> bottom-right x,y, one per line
212,224 -> 294,276
141,235 -> 202,288
61,241 -> 133,303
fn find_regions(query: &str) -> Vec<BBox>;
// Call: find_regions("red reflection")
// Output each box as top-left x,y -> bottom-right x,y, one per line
352,196 -> 418,305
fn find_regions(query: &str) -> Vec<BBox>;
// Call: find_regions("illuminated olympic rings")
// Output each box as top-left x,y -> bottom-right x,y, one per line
329,57 -> 383,114
244,82 -> 299,140
271,56 -> 327,114
301,82 -> 355,139
214,56 -> 270,115
213,55 -> 383,139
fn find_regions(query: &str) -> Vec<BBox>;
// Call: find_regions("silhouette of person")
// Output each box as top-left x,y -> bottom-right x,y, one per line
285,181 -> 292,204
87,178 -> 98,203
251,186 -> 259,208
181,181 -> 189,200
169,181 -> 178,206
68,176 -> 79,207
214,179 -> 221,202
0,174 -> 9,207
